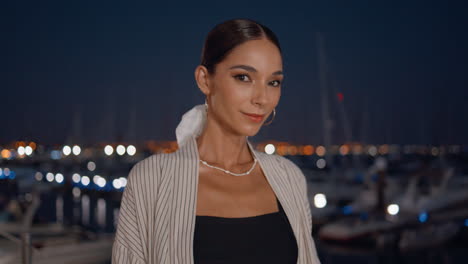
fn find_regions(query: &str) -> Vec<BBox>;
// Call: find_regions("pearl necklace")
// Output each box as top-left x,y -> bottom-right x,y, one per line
199,158 -> 258,176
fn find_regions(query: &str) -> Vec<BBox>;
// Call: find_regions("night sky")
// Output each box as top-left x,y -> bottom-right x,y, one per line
2,1 -> 467,145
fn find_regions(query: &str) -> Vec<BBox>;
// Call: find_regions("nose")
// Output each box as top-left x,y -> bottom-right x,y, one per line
252,83 -> 269,106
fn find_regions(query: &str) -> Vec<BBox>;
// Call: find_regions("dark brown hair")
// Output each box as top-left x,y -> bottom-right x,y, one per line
200,18 -> 282,74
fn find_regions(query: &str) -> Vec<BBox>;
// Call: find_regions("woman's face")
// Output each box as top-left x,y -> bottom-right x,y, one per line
205,38 -> 283,137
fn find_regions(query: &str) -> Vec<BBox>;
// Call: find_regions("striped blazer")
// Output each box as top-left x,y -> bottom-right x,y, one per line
112,135 -> 321,264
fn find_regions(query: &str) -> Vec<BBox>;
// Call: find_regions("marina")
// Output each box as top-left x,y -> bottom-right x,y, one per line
1,142 -> 467,263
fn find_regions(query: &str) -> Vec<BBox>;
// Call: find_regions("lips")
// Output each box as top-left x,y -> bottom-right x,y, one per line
243,112 -> 265,123
244,113 -> 265,118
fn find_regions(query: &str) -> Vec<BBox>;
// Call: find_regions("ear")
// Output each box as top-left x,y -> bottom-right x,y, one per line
194,65 -> 212,96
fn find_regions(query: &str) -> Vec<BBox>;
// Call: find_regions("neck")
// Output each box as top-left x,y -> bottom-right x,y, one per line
196,118 -> 254,169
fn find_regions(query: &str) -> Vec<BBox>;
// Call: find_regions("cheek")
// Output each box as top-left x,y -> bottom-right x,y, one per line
271,88 -> 281,106
211,84 -> 245,113
219,84 -> 250,105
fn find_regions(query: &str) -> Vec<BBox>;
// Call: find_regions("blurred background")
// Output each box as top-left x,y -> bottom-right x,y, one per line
1,1 -> 467,263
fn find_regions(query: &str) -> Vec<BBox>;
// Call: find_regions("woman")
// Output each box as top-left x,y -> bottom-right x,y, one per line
112,18 -> 321,264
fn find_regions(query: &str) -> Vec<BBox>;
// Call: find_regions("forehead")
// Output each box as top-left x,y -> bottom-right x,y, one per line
218,39 -> 283,72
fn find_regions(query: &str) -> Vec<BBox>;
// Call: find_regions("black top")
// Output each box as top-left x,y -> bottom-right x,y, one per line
193,197 -> 298,264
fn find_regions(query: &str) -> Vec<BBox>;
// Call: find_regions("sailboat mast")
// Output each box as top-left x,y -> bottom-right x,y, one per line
316,32 -> 332,163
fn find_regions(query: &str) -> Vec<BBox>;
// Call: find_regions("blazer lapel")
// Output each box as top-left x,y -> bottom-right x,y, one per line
171,135 -> 199,264
247,140 -> 303,260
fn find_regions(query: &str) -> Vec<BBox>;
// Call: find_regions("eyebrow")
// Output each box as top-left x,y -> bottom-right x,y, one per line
229,65 -> 283,76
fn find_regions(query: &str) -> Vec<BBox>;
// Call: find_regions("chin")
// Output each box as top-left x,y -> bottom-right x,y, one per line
226,117 -> 263,137
239,125 -> 262,137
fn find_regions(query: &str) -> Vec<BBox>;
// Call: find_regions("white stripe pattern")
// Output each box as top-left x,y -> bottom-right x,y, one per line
112,135 -> 321,264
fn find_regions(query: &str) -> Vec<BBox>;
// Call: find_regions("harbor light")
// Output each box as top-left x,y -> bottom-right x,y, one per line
87,161 -> 96,171
288,146 -> 298,156
368,145 -> 378,156
264,144 -> 275,155
72,173 -> 81,183
418,212 -> 428,223
92,174 -> 107,188
62,145 -> 71,156
339,145 -> 349,155
104,145 -> 114,156
55,173 -> 64,184
119,177 -> 127,187
46,172 -> 54,182
0,168 -> 12,179
17,146 -> 25,156
25,146 -> 33,156
112,179 -> 122,189
314,193 -> 327,208
303,145 -> 314,155
352,145 -> 363,155
316,158 -> 326,169
375,157 -> 388,171
116,145 -> 126,156
35,172 -> 43,181
72,145 -> 81,156
387,204 -> 399,216
93,175 -> 101,185
81,176 -> 90,186
29,142 -> 36,150
378,144 -> 389,155
126,145 -> 136,156
1,149 -> 12,159
97,177 -> 107,188
316,146 -> 326,157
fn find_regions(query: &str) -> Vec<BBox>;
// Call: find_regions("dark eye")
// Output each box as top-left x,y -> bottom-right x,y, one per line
234,74 -> 250,82
270,80 -> 281,87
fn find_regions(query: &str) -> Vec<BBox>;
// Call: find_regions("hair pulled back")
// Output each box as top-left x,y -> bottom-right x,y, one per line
200,19 -> 281,74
